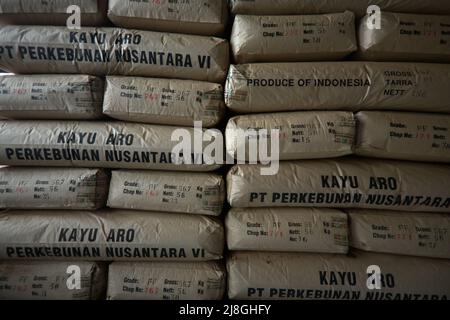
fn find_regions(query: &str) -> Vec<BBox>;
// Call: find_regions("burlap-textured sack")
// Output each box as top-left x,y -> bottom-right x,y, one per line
0,167 -> 108,210
355,111 -> 450,163
226,111 -> 355,161
226,207 -> 348,253
0,121 -> 222,172
0,0 -> 108,26
103,76 -> 224,127
227,159 -> 450,212
349,209 -> 450,259
0,26 -> 229,83
227,251 -> 450,300
108,0 -> 227,36
107,261 -> 226,300
0,261 -> 106,300
231,12 -> 356,63
358,13 -> 450,63
229,0 -> 450,18
225,62 -> 450,114
0,74 -> 103,120
108,170 -> 225,216
0,209 -> 224,261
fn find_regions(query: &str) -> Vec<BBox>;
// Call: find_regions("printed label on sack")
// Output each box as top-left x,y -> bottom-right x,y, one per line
360,13 -> 450,56
247,176 -> 450,209
106,77 -> 222,121
201,185 -> 221,211
228,252 -> 450,300
0,77 -> 101,114
0,262 -> 100,300
0,211 -> 223,261
114,178 -> 222,213
0,174 -> 98,205
228,160 -> 450,212
115,275 -> 223,300
356,112 -> 450,159
241,216 -> 348,246
108,263 -> 225,300
0,121 -> 221,170
350,211 -> 450,258
387,120 -> 450,150
0,26 -> 228,83
0,168 -> 107,209
231,12 -> 356,63
394,17 -> 450,49
224,63 -> 450,114
227,209 -> 349,252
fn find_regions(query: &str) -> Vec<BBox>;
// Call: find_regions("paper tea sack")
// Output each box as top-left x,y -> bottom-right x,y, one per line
349,209 -> 450,259
226,111 -> 355,161
0,261 -> 106,300
227,159 -> 450,213
0,26 -> 229,83
107,261 -> 226,300
226,207 -> 348,254
108,170 -> 225,216
225,62 -> 450,114
227,251 -> 450,300
231,12 -> 357,63
108,0 -> 228,36
355,111 -> 450,163
0,210 -> 224,261
0,0 -> 108,26
103,76 -> 224,127
229,0 -> 450,18
0,121 -> 222,172
358,13 -> 450,63
0,167 -> 108,210
0,74 -> 103,120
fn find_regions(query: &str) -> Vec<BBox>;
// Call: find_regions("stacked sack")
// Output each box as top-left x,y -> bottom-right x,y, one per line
1,0 -> 450,302
0,0 -> 229,300
226,1 -> 450,300
0,0 -> 110,300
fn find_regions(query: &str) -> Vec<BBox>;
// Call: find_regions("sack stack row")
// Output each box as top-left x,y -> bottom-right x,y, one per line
0,0 -> 449,301
0,0 -> 229,300
225,1 -> 450,300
